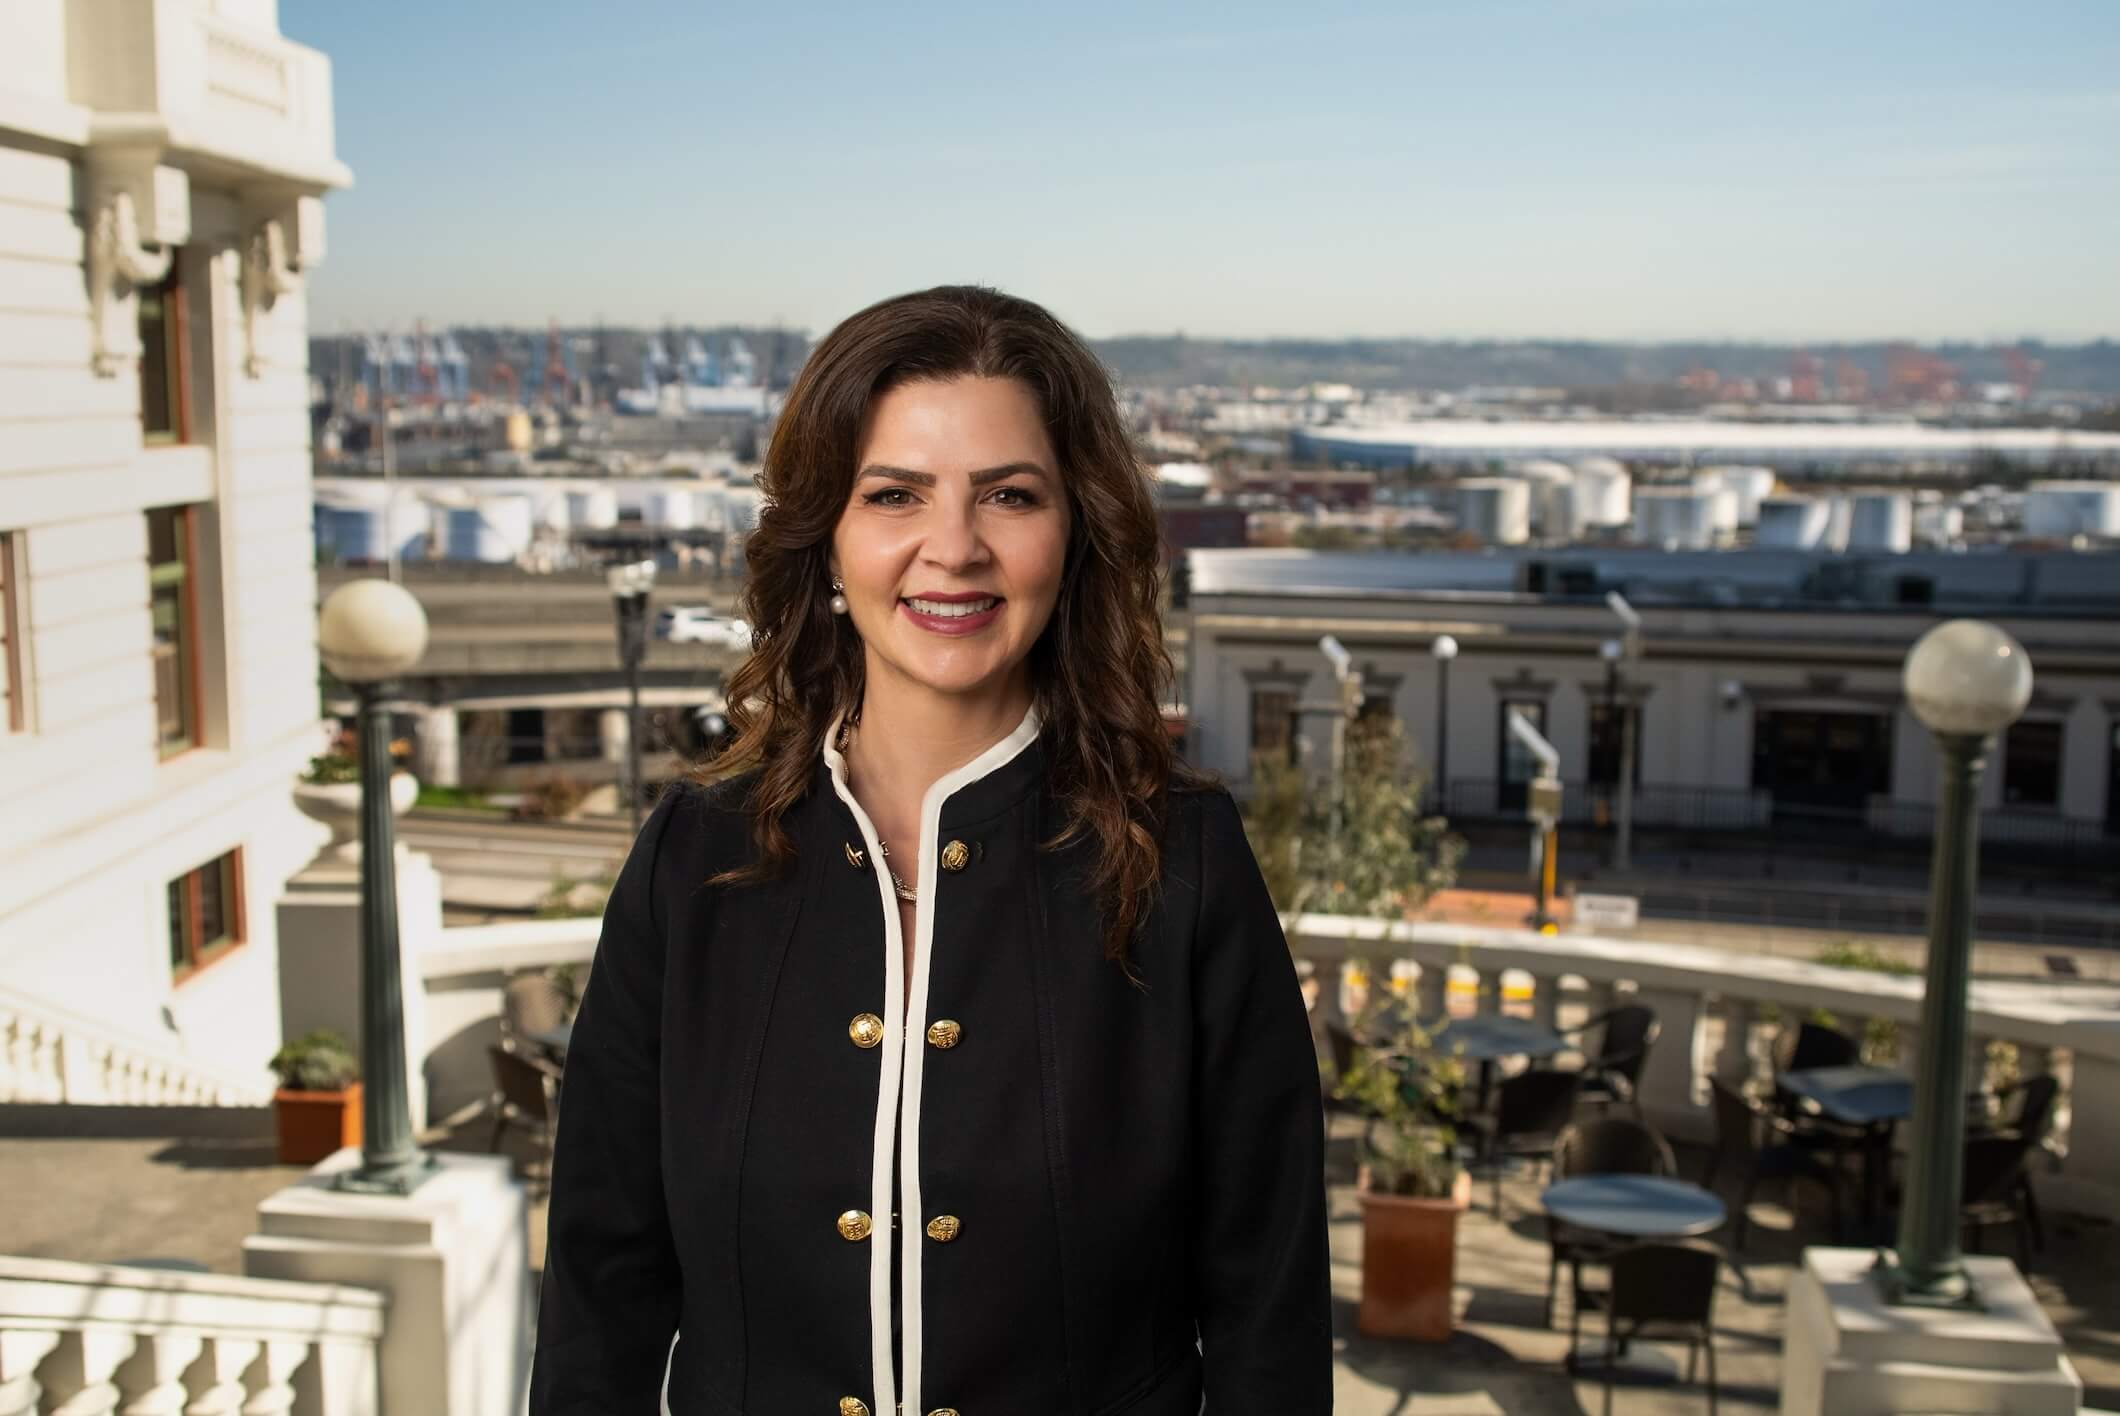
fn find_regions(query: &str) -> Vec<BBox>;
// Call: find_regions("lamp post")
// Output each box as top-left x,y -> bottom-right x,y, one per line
1430,633 -> 1458,812
1600,637 -> 1623,848
1878,618 -> 2032,1308
317,579 -> 436,1195
607,558 -> 656,832
1605,592 -> 1641,871
1318,634 -> 1363,849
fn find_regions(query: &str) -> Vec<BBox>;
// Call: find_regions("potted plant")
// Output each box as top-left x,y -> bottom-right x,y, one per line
292,728 -> 418,860
1337,1005 -> 1472,1341
270,1029 -> 362,1165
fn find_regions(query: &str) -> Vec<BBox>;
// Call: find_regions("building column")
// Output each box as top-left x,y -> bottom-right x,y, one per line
415,706 -> 459,788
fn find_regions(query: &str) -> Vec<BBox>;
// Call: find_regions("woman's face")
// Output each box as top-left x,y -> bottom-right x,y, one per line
830,375 -> 1071,711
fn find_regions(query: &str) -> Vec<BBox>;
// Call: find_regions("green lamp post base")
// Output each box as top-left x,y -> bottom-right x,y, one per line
1871,1249 -> 1984,1312
333,1151 -> 442,1197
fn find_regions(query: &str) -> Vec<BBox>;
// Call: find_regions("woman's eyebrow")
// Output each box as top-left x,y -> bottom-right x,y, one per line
856,462 -> 1051,487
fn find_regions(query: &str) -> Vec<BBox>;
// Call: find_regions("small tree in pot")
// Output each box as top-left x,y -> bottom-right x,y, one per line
1338,1008 -> 1472,1341
269,1029 -> 362,1165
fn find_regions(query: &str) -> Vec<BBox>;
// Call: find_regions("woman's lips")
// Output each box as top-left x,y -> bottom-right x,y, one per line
899,595 -> 1004,636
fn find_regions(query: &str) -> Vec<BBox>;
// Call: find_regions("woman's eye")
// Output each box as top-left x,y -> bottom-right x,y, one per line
863,487 -> 917,507
989,486 -> 1039,508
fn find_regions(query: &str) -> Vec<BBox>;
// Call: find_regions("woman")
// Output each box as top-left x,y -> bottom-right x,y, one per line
532,286 -> 1329,1416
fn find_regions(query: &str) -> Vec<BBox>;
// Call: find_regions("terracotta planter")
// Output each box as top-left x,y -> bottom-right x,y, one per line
274,1083 -> 362,1165
1356,1166 -> 1471,1341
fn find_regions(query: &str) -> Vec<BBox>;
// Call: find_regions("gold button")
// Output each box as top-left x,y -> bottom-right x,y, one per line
939,839 -> 970,872
836,1210 -> 872,1242
848,1013 -> 884,1049
928,1408 -> 961,1416
926,1019 -> 962,1049
925,1215 -> 961,1243
844,841 -> 865,868
838,1401 -> 869,1416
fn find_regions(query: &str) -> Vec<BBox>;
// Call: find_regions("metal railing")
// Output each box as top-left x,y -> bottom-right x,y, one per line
1441,777 -> 2119,870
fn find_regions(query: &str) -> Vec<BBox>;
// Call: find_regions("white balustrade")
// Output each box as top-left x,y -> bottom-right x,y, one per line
1285,914 -> 2120,1219
0,1258 -> 381,1416
0,988 -> 272,1108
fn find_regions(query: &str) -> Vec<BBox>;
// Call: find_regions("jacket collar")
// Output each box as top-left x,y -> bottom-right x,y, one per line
817,704 -> 1045,831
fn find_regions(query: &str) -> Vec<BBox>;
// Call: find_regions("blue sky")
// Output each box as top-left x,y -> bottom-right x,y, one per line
286,0 -> 2119,342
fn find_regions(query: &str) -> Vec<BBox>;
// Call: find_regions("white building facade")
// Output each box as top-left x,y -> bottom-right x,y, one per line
1,0 -> 347,1097
1182,548 -> 2120,869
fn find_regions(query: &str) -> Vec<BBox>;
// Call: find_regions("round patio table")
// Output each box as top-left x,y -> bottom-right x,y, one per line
1430,1015 -> 1567,1063
1540,1175 -> 1727,1238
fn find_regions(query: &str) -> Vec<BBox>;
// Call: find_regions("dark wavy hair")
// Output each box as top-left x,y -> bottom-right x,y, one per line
702,284 -> 1191,963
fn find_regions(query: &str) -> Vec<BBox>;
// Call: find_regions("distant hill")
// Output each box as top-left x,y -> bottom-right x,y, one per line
1089,337 -> 2120,398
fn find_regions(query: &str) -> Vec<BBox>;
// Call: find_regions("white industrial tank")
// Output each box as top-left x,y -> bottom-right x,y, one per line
1457,478 -> 1531,545
1754,496 -> 1832,550
1632,487 -> 1722,549
1847,492 -> 1913,553
2024,481 -> 2120,538
1571,458 -> 1632,528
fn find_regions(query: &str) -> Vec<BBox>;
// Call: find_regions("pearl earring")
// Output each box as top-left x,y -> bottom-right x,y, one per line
829,578 -> 849,615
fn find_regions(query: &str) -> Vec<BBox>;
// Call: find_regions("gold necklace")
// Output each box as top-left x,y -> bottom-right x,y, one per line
838,710 -> 916,903
876,838 -> 917,903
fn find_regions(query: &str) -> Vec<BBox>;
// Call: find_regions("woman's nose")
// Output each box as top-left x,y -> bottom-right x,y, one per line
921,498 -> 989,571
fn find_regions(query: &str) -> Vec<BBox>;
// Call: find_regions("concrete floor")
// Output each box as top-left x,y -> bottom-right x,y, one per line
5,1112 -> 2116,1414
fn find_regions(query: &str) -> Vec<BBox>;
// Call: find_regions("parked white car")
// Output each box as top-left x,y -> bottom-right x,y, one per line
656,606 -> 751,650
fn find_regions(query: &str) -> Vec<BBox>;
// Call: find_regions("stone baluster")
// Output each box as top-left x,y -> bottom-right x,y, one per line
238,1338 -> 309,1416
294,1339 -> 377,1416
1581,978 -> 1616,1024
184,1337 -> 261,1416
38,1328 -> 137,1415
1414,961 -> 1447,1022
115,1332 -> 204,1416
0,1330 -> 63,1416
1713,997 -> 1757,1091
1631,984 -> 1711,1142
1531,971 -> 1561,1032
1337,958 -> 1370,1024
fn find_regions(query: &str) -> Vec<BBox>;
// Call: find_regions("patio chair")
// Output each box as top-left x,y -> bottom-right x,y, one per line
1320,1020 -> 1380,1154
1568,1004 -> 1660,1118
1961,1130 -> 2041,1270
1972,1074 -> 2060,1253
1705,1078 -> 1842,1249
1544,1118 -> 1677,1327
487,1044 -> 562,1193
502,971 -> 569,1049
1461,1067 -> 1584,1217
1573,1242 -> 1721,1416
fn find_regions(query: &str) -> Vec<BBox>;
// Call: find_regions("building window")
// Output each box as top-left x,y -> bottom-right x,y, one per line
138,256 -> 190,443
1249,687 -> 1298,767
1,533 -> 26,734
148,505 -> 201,756
168,849 -> 244,982
2003,720 -> 2062,808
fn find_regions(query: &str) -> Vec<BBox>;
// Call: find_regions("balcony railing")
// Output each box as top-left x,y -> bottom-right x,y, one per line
0,1255 -> 382,1414
1441,777 -> 2119,870
415,911 -> 2120,1225
1286,913 -> 2120,1224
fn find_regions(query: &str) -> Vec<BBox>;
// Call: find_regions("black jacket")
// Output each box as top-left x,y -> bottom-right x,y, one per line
531,716 -> 1330,1415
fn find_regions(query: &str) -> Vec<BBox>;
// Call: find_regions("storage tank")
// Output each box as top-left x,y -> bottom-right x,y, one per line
643,486 -> 697,530
2024,481 -> 2120,538
566,487 -> 620,530
436,494 -> 534,562
1632,487 -> 1722,549
315,488 -> 428,564
1912,497 -> 1964,546
504,409 -> 534,452
1512,460 -> 1577,539
1847,492 -> 1913,552
1456,478 -> 1531,545
1754,496 -> 1832,550
1570,458 -> 1632,528
1702,465 -> 1777,525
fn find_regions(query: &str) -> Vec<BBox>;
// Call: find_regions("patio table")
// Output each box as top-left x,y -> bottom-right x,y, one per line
1429,1015 -> 1568,1113
1540,1175 -> 1727,1239
1777,1063 -> 1911,1234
